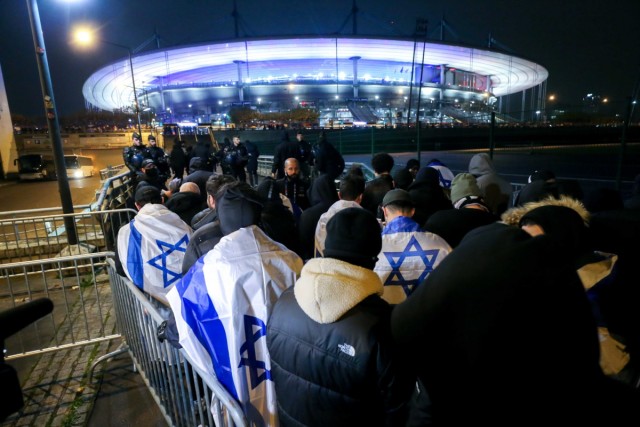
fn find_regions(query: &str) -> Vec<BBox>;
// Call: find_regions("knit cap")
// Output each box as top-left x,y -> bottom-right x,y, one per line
450,173 -> 484,208
324,208 -> 382,264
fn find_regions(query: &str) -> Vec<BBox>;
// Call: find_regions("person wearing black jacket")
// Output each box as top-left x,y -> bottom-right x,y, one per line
244,139 -> 260,186
271,131 -> 301,179
267,208 -> 414,426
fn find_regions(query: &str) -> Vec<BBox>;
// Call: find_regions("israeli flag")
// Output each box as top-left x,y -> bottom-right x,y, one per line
117,204 -> 192,305
167,225 -> 303,426
374,217 -> 452,304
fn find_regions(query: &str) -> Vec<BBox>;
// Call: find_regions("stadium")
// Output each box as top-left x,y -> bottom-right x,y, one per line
81,34 -> 548,128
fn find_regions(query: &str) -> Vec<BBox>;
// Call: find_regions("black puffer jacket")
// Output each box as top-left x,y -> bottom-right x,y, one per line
267,258 -> 414,426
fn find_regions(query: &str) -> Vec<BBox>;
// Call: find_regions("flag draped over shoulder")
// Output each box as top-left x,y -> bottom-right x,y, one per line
167,225 -> 303,426
374,218 -> 452,304
117,204 -> 192,305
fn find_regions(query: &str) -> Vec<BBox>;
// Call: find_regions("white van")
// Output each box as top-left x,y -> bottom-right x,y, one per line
64,155 -> 95,178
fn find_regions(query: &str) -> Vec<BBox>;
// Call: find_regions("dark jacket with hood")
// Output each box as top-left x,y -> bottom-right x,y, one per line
468,153 -> 513,215
182,157 -> 214,204
181,183 -> 262,274
164,191 -> 203,226
391,222 -> 636,425
267,257 -> 413,426
408,167 -> 453,227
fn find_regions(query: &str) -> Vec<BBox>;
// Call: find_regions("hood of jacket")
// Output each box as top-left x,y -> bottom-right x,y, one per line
294,257 -> 383,324
468,153 -> 497,176
308,174 -> 339,206
500,195 -> 590,226
216,185 -> 263,236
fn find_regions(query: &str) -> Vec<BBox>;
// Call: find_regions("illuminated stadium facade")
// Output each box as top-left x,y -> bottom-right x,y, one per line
82,35 -> 549,127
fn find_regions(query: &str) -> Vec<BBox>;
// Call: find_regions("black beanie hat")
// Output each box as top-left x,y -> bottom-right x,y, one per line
324,208 -> 382,265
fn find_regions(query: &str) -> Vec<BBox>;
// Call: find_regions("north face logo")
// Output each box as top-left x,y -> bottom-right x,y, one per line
338,343 -> 355,357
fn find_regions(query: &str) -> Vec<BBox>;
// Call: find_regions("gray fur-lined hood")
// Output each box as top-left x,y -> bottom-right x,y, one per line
501,196 -> 590,226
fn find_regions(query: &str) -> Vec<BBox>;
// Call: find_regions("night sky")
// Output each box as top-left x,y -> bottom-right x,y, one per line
1,0 -> 639,117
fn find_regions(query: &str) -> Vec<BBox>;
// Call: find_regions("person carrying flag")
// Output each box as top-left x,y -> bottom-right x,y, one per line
115,185 -> 192,306
167,181 -> 303,426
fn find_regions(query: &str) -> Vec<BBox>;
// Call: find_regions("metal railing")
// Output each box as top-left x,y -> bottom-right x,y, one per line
0,209 -> 136,263
1,252 -> 118,360
96,260 -> 247,427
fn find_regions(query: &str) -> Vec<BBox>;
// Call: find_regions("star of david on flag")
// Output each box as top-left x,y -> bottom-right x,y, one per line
147,235 -> 189,288
383,235 -> 439,295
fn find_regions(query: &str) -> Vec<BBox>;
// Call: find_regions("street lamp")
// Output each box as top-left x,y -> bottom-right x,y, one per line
73,28 -> 142,136
26,0 -> 78,245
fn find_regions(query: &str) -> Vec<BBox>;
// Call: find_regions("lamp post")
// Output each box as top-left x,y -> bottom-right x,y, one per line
73,29 -> 142,135
103,41 -> 142,136
26,0 -> 78,245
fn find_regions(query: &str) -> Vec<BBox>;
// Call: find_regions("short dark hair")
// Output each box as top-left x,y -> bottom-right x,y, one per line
371,153 -> 394,174
206,174 -> 236,198
134,184 -> 162,206
339,174 -> 365,201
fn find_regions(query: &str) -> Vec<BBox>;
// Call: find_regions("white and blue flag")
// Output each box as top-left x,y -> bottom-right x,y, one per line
117,203 -> 192,305
374,216 -> 452,304
167,225 -> 302,426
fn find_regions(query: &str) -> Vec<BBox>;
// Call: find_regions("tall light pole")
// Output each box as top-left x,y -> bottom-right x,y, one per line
26,0 -> 78,245
73,29 -> 142,136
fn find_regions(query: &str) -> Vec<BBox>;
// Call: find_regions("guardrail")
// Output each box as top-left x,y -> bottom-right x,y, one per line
1,252 -> 118,361
96,260 -> 247,427
0,209 -> 136,262
92,171 -> 135,212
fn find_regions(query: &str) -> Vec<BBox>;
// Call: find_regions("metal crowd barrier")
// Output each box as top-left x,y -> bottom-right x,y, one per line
257,155 -> 274,177
0,209 -> 137,262
99,164 -> 126,181
1,252 -> 117,360
97,260 -> 247,427
92,170 -> 135,212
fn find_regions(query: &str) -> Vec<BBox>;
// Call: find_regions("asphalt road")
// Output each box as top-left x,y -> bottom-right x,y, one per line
1,149 -> 124,212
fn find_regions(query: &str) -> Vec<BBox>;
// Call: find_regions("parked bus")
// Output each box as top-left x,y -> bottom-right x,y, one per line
64,155 -> 95,178
14,154 -> 56,180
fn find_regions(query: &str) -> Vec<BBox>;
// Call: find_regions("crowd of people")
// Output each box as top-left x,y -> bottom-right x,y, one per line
115,129 -> 640,426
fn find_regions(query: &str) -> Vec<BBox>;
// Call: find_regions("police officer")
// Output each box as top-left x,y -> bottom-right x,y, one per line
123,132 -> 151,176
147,135 -> 170,181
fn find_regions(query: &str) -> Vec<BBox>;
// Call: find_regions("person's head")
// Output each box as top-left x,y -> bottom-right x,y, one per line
296,131 -> 304,142
179,181 -> 200,195
324,207 -> 382,270
188,156 -> 206,173
339,174 -> 365,202
215,181 -> 263,236
141,159 -> 159,178
518,204 -> 592,266
450,173 -> 489,211
284,158 -> 300,179
381,189 -> 415,222
173,137 -> 182,147
393,168 -> 414,190
371,153 -> 394,175
134,184 -> 162,209
206,174 -> 237,209
167,177 -> 182,194
405,158 -> 420,177
223,137 -> 231,145
148,134 -> 157,146
132,132 -> 142,146
281,131 -> 290,142
232,135 -> 241,146
347,164 -> 364,178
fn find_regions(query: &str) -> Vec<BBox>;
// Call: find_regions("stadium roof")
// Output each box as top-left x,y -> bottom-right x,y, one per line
82,36 -> 548,112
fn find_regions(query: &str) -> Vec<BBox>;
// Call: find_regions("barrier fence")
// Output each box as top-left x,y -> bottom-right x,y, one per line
0,209 -> 136,263
1,252 -> 117,360
100,260 -> 247,427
